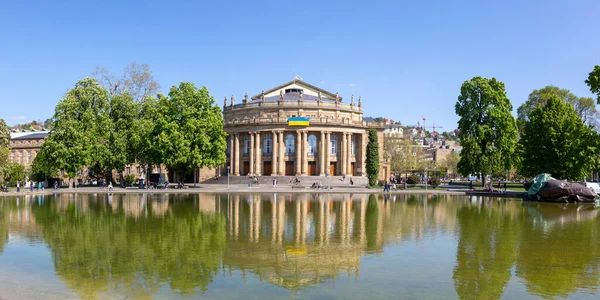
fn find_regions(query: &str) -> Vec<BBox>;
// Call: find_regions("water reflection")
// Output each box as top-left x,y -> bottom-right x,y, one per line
0,194 -> 599,299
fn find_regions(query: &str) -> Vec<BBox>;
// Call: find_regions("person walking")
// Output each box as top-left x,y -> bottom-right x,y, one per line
469,180 -> 473,190
108,182 -> 113,192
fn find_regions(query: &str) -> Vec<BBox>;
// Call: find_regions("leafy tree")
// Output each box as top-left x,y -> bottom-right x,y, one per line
585,65 -> 600,104
2,162 -> 25,185
517,85 -> 598,130
104,93 -> 139,181
152,82 -> 227,181
93,62 -> 160,101
35,78 -> 111,186
518,95 -> 597,180
365,129 -> 380,186
384,137 -> 426,174
0,118 -> 10,184
455,77 -> 518,186
438,150 -> 460,178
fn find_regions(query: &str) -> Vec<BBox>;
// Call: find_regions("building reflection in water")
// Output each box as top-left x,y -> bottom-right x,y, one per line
1,193 -> 599,299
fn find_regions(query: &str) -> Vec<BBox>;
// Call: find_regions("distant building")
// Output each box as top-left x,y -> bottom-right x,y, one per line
9,131 -> 48,169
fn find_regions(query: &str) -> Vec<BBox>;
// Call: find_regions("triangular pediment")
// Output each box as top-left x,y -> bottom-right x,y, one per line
251,80 -> 341,102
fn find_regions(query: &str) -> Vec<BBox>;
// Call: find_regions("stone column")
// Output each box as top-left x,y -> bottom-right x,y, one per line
234,133 -> 240,176
229,134 -> 235,173
361,132 -> 367,176
347,133 -> 352,176
341,133 -> 347,175
278,131 -> 285,175
325,132 -> 331,175
249,132 -> 254,175
255,132 -> 262,176
319,131 -> 325,176
302,131 -> 308,175
272,130 -> 278,176
295,131 -> 301,176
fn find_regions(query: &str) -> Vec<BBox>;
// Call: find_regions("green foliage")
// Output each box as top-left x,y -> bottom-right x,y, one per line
518,96 -> 597,180
407,174 -> 419,184
585,65 -> 600,104
1,161 -> 25,185
438,150 -> 460,177
36,78 -> 112,179
429,176 -> 440,188
0,118 -> 10,184
517,86 -> 598,130
124,173 -> 137,184
455,77 -> 519,186
152,82 -> 227,179
106,93 -> 138,174
365,129 -> 380,186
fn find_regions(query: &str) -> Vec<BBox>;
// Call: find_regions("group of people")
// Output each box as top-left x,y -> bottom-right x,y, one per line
10,181 -> 45,193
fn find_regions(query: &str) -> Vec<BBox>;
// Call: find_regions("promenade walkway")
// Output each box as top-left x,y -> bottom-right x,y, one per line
0,183 -> 471,197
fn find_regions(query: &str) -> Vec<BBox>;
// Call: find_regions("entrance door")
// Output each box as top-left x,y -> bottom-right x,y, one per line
285,161 -> 295,176
243,162 -> 250,175
350,163 -> 355,176
308,162 -> 317,176
263,162 -> 272,176
329,163 -> 336,176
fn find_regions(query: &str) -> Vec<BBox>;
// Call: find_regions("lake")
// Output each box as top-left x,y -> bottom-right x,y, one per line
0,193 -> 599,299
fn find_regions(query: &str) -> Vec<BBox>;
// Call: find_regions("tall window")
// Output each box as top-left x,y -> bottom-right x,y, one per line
19,152 -> 22,163
126,167 -> 131,174
308,135 -> 317,156
27,152 -> 31,163
243,136 -> 250,156
11,152 -> 14,161
351,136 -> 355,157
286,134 -> 295,155
263,134 -> 272,155
330,135 -> 337,155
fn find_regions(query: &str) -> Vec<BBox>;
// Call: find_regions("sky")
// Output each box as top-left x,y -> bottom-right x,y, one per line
1,0 -> 599,130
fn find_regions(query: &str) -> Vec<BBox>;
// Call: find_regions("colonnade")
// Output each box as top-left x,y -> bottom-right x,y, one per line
228,130 -> 367,177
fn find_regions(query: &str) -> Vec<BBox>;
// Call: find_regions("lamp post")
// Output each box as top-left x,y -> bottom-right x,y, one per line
227,166 -> 231,191
425,167 -> 428,191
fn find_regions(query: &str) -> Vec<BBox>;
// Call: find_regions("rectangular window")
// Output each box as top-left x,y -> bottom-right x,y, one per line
126,167 -> 131,174
27,152 -> 30,163
11,153 -> 14,161
19,153 -> 22,163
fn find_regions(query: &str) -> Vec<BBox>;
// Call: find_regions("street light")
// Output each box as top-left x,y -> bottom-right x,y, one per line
425,167 -> 428,191
227,166 -> 231,191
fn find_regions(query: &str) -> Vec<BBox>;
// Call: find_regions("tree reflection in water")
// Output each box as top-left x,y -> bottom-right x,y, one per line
0,194 -> 599,298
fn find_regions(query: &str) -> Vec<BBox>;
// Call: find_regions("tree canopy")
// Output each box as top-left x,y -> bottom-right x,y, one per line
0,119 -> 12,185
366,129 -> 380,186
93,62 -> 160,101
152,82 -> 227,179
518,95 -> 597,180
517,85 -> 598,130
455,77 -> 518,185
585,65 -> 600,104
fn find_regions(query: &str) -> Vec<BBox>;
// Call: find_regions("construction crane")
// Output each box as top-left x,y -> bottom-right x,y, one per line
422,124 -> 444,135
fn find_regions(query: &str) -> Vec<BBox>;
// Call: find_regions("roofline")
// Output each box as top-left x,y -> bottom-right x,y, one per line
250,79 -> 342,101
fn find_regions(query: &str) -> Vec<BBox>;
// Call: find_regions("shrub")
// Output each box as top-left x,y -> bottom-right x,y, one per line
407,174 -> 419,185
124,174 -> 137,185
430,176 -> 440,188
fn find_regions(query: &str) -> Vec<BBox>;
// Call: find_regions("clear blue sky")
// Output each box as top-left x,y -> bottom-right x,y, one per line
1,0 -> 599,130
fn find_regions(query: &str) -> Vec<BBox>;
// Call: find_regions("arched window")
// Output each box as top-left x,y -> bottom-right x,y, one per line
263,134 -> 272,155
308,135 -> 317,156
330,135 -> 337,155
351,136 -> 355,157
243,136 -> 250,156
286,134 -> 295,155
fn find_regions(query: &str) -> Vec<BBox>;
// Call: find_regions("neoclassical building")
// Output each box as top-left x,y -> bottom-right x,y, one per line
223,80 -> 387,179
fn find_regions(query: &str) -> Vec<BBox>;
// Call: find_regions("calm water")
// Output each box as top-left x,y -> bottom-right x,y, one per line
0,193 -> 599,299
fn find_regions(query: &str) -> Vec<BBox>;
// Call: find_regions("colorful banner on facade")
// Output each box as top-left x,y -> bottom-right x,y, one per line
287,117 -> 310,127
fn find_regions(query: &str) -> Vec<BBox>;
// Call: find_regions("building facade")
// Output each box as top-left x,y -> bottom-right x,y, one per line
223,80 -> 388,179
9,131 -> 48,169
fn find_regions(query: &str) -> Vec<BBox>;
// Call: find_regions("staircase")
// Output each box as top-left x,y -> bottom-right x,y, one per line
203,175 -> 368,187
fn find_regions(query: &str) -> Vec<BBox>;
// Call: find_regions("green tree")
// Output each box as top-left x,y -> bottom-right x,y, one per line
152,82 -> 227,180
517,86 -> 598,130
104,93 -> 138,181
0,118 -> 10,184
518,95 -> 597,180
455,77 -> 518,186
365,129 -> 380,186
585,65 -> 600,104
35,78 -> 111,185
439,150 -> 460,178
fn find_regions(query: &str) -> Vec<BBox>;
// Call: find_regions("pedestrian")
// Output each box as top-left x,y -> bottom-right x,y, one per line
108,182 -> 113,191
38,181 -> 43,192
30,181 -> 34,192
16,181 -> 20,193
503,181 -> 507,193
469,180 -> 473,190
350,178 -> 354,185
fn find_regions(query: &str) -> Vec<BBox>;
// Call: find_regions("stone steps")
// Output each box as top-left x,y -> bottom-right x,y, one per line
203,175 -> 368,187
